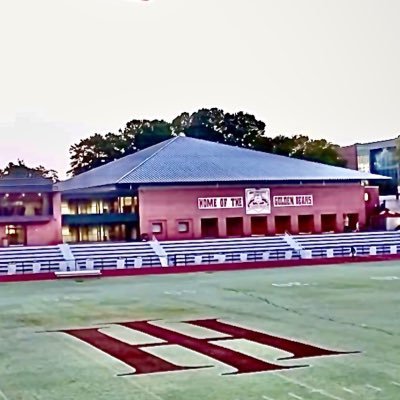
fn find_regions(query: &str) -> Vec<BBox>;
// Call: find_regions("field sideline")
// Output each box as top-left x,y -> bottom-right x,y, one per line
0,261 -> 399,400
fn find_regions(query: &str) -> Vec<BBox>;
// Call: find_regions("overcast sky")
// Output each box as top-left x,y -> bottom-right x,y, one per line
1,0 -> 399,178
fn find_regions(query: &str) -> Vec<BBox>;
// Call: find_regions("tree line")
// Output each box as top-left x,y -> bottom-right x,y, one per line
1,108 -> 347,178
69,108 -> 346,176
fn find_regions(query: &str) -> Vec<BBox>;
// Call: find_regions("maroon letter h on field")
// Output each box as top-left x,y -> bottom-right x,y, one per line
61,318 -> 351,375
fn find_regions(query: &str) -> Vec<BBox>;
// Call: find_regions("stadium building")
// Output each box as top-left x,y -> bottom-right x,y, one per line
0,166 -> 61,246
57,136 -> 384,244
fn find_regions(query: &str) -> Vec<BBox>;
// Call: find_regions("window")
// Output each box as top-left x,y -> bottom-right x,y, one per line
178,221 -> 189,233
5,225 -> 26,245
152,223 -> 163,234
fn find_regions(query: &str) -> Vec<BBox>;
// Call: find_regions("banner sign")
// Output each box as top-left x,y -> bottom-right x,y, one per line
273,195 -> 313,207
198,197 -> 244,210
245,188 -> 271,215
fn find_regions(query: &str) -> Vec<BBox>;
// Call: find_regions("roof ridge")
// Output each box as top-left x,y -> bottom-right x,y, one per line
117,136 -> 180,183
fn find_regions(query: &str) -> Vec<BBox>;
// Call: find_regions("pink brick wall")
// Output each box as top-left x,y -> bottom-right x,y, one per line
139,184 -> 374,240
26,193 -> 63,246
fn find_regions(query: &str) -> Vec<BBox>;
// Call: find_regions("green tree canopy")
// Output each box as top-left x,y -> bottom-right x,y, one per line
68,108 -> 345,175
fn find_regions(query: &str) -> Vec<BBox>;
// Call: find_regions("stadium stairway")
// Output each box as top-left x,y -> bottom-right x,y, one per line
159,236 -> 298,266
293,231 -> 400,257
0,245 -> 65,275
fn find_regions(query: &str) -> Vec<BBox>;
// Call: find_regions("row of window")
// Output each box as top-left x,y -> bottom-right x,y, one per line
151,213 -> 360,237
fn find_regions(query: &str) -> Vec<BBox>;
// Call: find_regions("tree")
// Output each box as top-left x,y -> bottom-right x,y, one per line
122,119 -> 173,151
68,108 -> 345,175
0,160 -> 59,182
222,111 -> 266,148
68,134 -> 112,176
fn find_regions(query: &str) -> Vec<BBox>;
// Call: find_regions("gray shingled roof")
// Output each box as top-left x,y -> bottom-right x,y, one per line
59,136 -> 388,191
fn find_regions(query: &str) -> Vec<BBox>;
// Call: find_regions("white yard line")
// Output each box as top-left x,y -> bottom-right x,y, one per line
0,388 -> 10,400
288,393 -> 304,400
391,381 -> 400,387
262,396 -> 276,400
342,387 -> 355,394
277,373 -> 345,400
365,384 -> 382,392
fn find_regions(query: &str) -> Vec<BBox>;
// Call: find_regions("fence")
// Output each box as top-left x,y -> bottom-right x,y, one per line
1,243 -> 397,276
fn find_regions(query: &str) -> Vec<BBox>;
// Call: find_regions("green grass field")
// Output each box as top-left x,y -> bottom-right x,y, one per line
1,261 -> 399,400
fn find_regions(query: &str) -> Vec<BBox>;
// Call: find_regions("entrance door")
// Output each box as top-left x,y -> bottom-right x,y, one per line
5,225 -> 26,246
226,217 -> 244,237
298,215 -> 314,233
275,216 -> 291,234
321,214 -> 337,232
251,216 -> 268,236
201,218 -> 219,238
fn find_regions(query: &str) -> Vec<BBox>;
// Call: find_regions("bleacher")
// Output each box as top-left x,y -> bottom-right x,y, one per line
2,231 -> 400,276
0,245 -> 65,275
68,242 -> 161,270
294,231 -> 400,257
160,236 -> 297,265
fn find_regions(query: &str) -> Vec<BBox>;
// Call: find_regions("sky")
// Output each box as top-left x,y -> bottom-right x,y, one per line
1,0 -> 399,178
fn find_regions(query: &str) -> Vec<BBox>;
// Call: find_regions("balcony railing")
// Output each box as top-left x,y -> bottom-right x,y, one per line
62,212 -> 138,226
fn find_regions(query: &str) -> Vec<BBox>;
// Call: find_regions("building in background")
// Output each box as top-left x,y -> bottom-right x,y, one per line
58,136 -> 384,243
339,137 -> 399,195
0,166 -> 62,246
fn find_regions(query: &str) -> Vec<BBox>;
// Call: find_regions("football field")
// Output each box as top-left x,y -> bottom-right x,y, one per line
0,261 -> 399,400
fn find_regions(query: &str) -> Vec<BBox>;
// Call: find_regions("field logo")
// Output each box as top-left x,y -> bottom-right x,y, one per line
59,318 -> 356,376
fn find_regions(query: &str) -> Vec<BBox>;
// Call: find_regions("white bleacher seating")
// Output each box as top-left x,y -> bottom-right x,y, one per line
294,231 -> 400,259
194,255 -> 203,265
215,254 -> 226,263
59,261 -> 68,272
160,236 -> 296,265
68,242 -> 161,270
284,250 -> 292,260
0,245 -> 65,275
32,262 -> 41,273
134,257 -> 143,268
7,264 -> 16,275
3,230 -> 400,277
326,248 -> 334,258
300,249 -> 312,259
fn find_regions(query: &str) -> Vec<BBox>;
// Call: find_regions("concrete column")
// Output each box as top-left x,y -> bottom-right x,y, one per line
243,216 -> 252,236
290,215 -> 299,234
314,214 -> 322,233
42,193 -> 50,216
218,218 -> 227,238
267,215 -> 276,235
